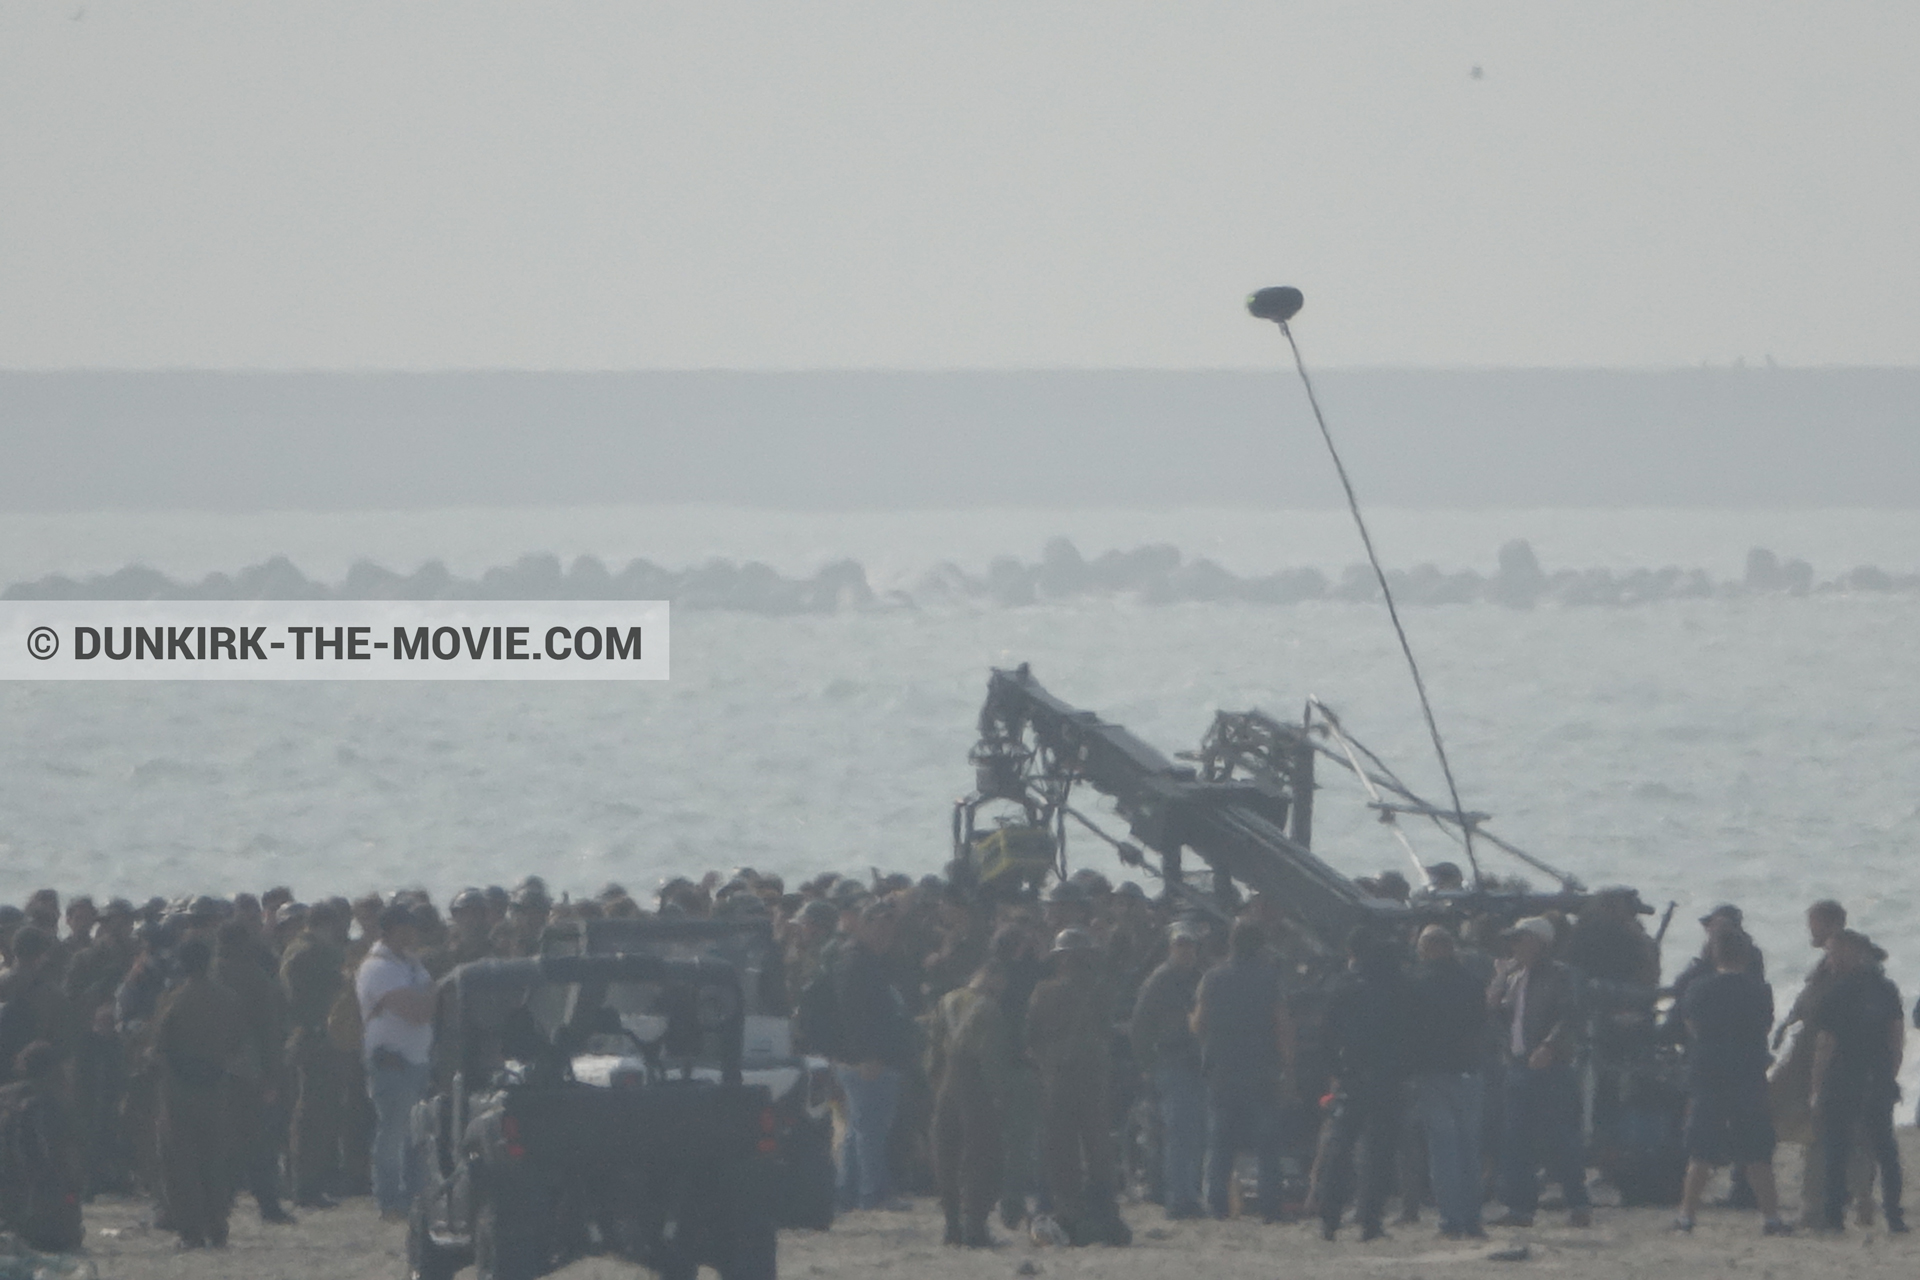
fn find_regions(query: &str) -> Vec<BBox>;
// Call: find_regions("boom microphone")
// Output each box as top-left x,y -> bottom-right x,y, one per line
1245,286 -> 1304,323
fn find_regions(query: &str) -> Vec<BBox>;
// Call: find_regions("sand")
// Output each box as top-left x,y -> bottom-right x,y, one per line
73,1130 -> 1920,1280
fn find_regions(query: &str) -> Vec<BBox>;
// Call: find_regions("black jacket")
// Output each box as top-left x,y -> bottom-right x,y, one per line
1408,956 -> 1488,1075
831,941 -> 911,1067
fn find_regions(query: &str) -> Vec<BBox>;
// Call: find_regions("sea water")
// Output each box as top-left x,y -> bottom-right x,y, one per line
2,506 -> 1917,1089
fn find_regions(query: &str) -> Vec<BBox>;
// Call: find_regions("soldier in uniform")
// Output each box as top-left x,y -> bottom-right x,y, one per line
153,936 -> 246,1249
927,939 -> 1016,1247
0,927 -> 72,1082
280,900 -> 348,1208
0,1041 -> 84,1252
22,892 -> 67,978
337,893 -> 384,1197
63,898 -> 139,1195
433,888 -> 497,975
493,884 -> 552,958
1026,928 -> 1129,1247
214,919 -> 296,1224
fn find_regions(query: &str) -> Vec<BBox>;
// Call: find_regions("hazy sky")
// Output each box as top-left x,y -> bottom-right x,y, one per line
4,3 -> 1916,370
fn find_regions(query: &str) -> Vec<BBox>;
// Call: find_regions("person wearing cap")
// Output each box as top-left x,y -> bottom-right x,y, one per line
1486,916 -> 1591,1228
1130,922 -> 1207,1219
1808,928 -> 1907,1232
829,898 -> 914,1211
1191,918 -> 1293,1224
1671,906 -> 1766,1018
354,902 -> 434,1221
1026,927 -> 1130,1246
1671,928 -> 1790,1235
1407,925 -> 1489,1240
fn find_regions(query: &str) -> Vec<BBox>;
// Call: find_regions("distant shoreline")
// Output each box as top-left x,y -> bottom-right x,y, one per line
10,539 -> 1916,613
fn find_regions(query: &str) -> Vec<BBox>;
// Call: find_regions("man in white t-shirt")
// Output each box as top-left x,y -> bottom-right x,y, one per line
355,901 -> 435,1220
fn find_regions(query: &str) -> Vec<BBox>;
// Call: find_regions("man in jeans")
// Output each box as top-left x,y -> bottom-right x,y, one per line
1809,929 -> 1907,1233
1129,923 -> 1206,1219
354,902 -> 434,1222
1486,916 -> 1592,1228
1408,925 -> 1488,1239
1192,918 -> 1293,1222
831,898 -> 912,1211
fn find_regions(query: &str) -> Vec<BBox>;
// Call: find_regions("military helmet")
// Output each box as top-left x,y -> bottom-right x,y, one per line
1049,926 -> 1095,955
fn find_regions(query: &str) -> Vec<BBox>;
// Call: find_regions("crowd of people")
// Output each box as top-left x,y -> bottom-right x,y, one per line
0,865 -> 1912,1260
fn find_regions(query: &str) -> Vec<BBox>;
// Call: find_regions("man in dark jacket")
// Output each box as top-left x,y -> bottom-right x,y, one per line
1809,929 -> 1906,1233
1130,922 -> 1206,1219
215,918 -> 296,1224
1487,917 -> 1591,1228
831,898 -> 912,1211
279,901 -> 347,1207
1192,918 -> 1293,1223
1316,927 -> 1412,1241
1673,929 -> 1790,1234
1408,925 -> 1488,1239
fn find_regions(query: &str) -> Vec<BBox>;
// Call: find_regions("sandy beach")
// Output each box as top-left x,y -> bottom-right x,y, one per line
67,1128 -> 1919,1280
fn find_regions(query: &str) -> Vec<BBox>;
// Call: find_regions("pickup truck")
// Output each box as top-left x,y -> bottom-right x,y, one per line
407,951 -> 797,1280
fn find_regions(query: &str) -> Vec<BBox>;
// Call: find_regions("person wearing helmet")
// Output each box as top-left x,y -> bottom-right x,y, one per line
279,901 -> 347,1208
0,1039 -> 84,1251
441,889 -> 496,969
0,929 -> 71,1086
1025,928 -> 1130,1247
927,936 -> 1018,1248
1041,882 -> 1091,936
152,935 -> 247,1249
64,897 -> 140,1195
213,918 -> 296,1226
494,885 -> 552,958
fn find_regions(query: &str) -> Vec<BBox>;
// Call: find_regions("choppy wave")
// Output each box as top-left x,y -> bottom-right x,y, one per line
7,540 -> 1919,612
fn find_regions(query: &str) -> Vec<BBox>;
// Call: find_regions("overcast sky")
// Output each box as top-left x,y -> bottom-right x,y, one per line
3,3 -> 1916,370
